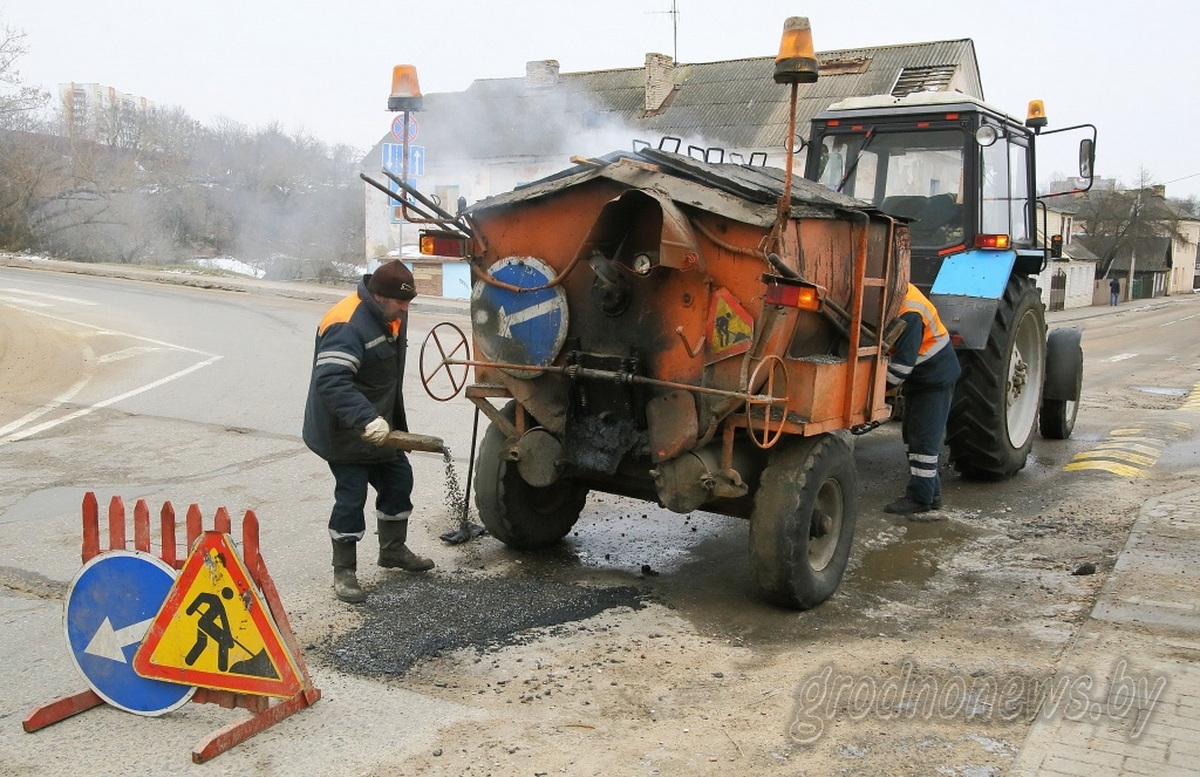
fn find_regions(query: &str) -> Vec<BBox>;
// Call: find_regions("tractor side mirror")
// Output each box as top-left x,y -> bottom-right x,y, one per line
1078,139 -> 1094,180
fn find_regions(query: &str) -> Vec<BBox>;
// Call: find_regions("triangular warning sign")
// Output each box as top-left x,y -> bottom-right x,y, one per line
708,287 -> 754,361
133,531 -> 302,698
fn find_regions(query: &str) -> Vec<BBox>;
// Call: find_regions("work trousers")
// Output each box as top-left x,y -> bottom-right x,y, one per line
327,452 -> 414,541
900,381 -> 956,504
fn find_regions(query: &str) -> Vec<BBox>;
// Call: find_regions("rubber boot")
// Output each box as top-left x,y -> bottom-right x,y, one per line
331,539 -> 366,603
377,515 -> 434,571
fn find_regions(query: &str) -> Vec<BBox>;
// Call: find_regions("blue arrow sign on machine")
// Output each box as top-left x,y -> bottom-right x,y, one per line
471,256 -> 569,373
64,550 -> 195,715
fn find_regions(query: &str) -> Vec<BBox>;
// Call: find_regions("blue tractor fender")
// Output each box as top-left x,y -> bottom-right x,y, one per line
927,248 -> 1018,349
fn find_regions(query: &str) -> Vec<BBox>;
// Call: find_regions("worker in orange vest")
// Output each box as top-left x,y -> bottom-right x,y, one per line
884,284 -> 961,514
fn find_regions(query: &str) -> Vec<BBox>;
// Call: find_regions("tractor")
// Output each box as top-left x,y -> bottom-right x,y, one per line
804,91 -> 1096,478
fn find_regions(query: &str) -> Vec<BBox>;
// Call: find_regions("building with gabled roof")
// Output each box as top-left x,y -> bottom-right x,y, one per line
362,39 -> 984,279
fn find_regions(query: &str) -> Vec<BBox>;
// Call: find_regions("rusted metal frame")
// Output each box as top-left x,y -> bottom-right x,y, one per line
766,81 -> 802,255
466,392 -> 518,440
450,358 -> 774,404
862,216 -> 899,421
358,172 -> 443,224
379,169 -> 461,224
692,218 -> 768,260
842,211 -> 871,429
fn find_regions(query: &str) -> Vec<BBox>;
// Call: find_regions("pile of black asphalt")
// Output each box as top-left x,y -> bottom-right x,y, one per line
323,571 -> 648,676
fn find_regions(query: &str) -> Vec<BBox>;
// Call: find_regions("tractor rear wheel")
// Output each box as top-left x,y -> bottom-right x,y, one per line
749,433 -> 857,610
475,402 -> 587,550
948,276 -> 1046,480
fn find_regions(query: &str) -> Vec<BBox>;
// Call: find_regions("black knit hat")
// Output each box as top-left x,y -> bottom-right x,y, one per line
367,260 -> 416,300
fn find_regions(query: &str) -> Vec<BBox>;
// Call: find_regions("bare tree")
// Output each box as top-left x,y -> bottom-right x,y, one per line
0,24 -> 47,128
1076,168 -> 1189,278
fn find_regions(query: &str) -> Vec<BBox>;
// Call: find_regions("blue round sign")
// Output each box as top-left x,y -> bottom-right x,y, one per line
64,550 -> 195,715
471,256 -> 569,376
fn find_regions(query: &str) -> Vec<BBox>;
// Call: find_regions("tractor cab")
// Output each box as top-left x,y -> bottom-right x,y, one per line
806,91 -> 1047,289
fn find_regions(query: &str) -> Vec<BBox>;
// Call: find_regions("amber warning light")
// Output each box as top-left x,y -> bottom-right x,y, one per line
764,277 -> 822,311
419,230 -> 467,258
774,16 -> 819,84
388,65 -> 423,112
975,233 -> 1011,250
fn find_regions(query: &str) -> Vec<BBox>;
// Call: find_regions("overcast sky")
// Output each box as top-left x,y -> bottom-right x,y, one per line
5,0 -> 1198,200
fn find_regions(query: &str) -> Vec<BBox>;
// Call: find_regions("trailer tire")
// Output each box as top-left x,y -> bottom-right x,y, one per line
948,276 -> 1046,480
475,402 -> 587,550
749,433 -> 857,610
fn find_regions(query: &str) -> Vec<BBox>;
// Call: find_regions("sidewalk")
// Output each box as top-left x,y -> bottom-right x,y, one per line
1008,483 -> 1200,775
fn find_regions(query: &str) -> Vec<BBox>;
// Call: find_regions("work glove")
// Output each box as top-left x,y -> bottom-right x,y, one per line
361,416 -> 390,446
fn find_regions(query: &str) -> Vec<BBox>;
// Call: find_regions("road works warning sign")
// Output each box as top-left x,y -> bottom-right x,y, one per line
133,531 -> 302,698
707,287 -> 753,361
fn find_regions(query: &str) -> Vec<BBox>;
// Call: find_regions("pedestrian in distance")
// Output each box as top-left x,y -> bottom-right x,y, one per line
883,284 -> 962,515
1110,276 -> 1121,306
303,259 -> 434,604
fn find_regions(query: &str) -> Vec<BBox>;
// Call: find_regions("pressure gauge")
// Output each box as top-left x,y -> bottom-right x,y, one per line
632,253 -> 653,275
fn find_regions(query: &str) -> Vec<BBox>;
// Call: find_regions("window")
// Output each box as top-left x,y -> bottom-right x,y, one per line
826,129 -> 965,249
980,138 -> 1031,245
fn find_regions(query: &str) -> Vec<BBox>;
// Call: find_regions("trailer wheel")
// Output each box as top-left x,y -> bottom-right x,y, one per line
749,433 -> 857,610
948,276 -> 1046,480
475,402 -> 587,550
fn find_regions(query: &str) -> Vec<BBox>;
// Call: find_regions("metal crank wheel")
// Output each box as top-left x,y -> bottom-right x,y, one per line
420,322 -> 471,401
746,355 -> 790,449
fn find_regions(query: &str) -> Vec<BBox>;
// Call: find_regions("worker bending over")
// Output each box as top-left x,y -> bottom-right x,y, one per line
884,284 -> 961,515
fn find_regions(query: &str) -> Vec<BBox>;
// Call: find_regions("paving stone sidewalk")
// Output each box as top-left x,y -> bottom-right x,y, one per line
1009,485 -> 1200,776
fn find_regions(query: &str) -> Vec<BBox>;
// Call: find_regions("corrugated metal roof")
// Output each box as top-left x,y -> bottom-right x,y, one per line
370,39 -> 981,165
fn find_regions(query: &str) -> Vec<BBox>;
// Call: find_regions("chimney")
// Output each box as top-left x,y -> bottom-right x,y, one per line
525,59 -> 560,89
1150,184 -> 1166,199
644,52 -> 675,112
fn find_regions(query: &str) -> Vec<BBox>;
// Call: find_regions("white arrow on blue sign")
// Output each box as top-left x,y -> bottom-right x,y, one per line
64,550 -> 196,715
382,143 -> 425,177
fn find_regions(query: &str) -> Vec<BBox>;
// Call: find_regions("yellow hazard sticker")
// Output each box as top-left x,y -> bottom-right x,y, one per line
707,288 -> 753,361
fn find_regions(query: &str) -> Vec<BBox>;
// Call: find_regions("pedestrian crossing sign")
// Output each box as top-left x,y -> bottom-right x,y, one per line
132,531 -> 302,697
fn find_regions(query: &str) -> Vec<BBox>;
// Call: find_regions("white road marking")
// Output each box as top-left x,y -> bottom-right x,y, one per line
1,355 -> 222,444
0,305 -> 221,445
0,377 -> 92,438
98,346 -> 163,363
1156,312 -> 1200,327
0,294 -> 53,307
1105,353 -> 1138,362
0,287 -> 98,305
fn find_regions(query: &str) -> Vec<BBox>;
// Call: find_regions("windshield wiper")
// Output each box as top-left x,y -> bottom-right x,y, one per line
835,128 -> 876,194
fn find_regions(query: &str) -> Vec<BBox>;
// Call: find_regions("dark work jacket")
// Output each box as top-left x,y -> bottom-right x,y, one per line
302,278 -> 409,463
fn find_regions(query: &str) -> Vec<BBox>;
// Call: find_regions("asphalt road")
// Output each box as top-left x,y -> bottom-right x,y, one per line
2,262 -> 1198,775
